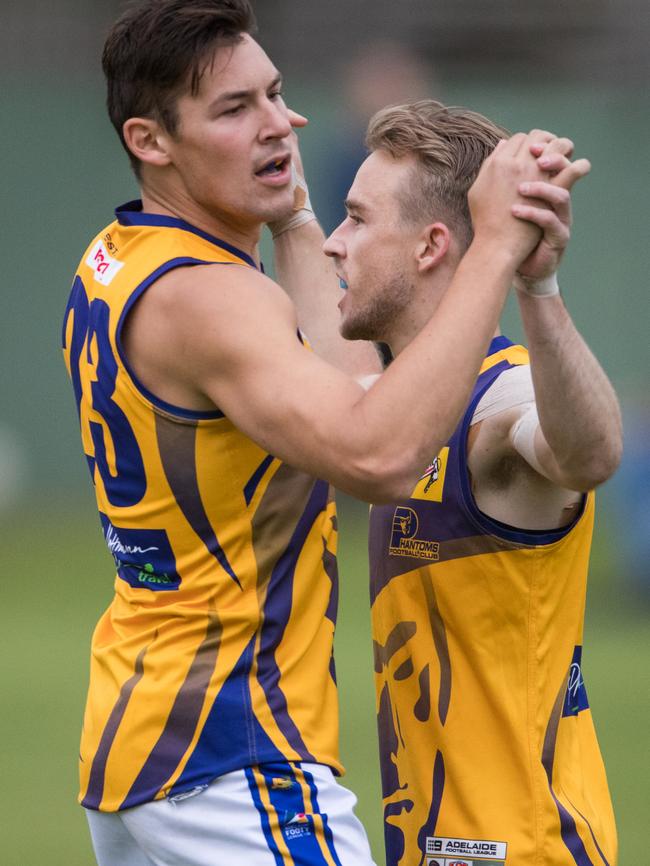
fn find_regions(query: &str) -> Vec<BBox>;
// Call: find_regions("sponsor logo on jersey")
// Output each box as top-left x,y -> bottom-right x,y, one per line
427,836 -> 508,861
103,232 -> 119,254
100,514 -> 182,591
562,645 -> 590,716
271,776 -> 293,790
389,506 -> 440,560
411,447 -> 450,502
282,811 -> 313,840
86,239 -> 125,285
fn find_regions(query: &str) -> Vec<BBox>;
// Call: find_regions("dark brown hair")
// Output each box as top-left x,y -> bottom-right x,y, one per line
366,99 -> 509,247
102,0 -> 256,174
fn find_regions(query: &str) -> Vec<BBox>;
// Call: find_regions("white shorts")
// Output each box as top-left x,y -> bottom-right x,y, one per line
86,761 -> 377,866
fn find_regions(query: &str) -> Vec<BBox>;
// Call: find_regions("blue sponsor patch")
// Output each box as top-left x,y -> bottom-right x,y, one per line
99,513 -> 181,591
562,645 -> 590,717
280,810 -> 315,840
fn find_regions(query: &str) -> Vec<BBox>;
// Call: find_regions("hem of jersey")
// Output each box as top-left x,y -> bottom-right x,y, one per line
115,256 -> 228,421
115,200 -> 259,269
458,351 -> 588,547
80,753 -> 344,812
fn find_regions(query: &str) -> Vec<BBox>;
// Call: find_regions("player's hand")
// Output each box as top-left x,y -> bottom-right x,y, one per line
513,152 -> 591,288
267,108 -> 316,237
469,130 -> 558,263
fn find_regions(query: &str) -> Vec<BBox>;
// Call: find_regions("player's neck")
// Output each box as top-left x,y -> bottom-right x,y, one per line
139,186 -> 262,261
387,280 -> 501,358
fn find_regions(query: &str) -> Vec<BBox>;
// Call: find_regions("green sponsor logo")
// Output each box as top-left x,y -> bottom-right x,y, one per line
137,563 -> 173,585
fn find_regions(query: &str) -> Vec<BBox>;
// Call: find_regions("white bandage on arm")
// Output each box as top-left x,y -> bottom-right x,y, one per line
472,364 -> 535,425
510,403 -> 546,476
513,273 -> 560,297
268,164 -> 317,238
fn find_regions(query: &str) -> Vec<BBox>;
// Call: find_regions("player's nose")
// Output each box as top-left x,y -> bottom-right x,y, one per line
323,225 -> 345,259
260,98 -> 292,140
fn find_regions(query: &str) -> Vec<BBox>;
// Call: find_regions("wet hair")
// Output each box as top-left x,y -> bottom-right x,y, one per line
366,99 -> 509,248
102,0 -> 256,174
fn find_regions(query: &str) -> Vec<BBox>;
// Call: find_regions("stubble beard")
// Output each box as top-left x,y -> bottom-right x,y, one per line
340,270 -> 415,344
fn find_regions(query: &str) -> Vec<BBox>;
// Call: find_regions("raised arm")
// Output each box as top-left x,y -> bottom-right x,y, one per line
124,132 -> 558,503
507,171 -> 622,491
268,114 -> 381,378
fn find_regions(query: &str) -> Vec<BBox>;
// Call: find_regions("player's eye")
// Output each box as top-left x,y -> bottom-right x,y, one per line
222,104 -> 244,117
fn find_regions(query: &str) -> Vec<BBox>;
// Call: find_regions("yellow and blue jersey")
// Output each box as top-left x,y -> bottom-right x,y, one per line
62,201 -> 342,812
369,336 -> 617,866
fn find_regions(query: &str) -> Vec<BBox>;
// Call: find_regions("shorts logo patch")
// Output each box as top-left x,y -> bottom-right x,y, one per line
86,239 -> 125,286
411,447 -> 450,502
427,836 -> 507,862
271,776 -> 293,790
389,506 -> 440,561
281,811 -> 314,840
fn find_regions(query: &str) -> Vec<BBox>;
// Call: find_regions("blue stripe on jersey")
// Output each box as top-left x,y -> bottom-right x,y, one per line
256,480 -> 331,761
115,200 -> 259,269
83,646 -> 148,810
566,799 -> 612,866
244,454 -> 276,505
551,791 -> 598,866
120,613 -> 222,810
62,276 -> 89,419
245,768 -> 286,866
168,636 -> 286,798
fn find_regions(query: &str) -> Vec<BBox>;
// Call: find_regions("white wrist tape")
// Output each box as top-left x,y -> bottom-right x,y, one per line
513,273 -> 560,298
511,403 -> 546,476
269,164 -> 316,238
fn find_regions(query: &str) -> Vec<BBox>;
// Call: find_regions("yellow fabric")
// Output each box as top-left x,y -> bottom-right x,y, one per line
370,344 -> 617,866
63,209 -> 341,811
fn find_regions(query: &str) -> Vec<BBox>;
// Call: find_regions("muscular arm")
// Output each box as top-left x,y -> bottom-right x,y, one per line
125,133 -> 550,503
513,292 -> 622,491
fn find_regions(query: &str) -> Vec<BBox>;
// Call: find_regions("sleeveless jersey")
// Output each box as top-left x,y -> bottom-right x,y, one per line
62,201 -> 342,812
369,336 -> 617,866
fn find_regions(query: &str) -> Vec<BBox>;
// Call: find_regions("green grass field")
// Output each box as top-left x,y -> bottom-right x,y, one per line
2,497 -> 647,865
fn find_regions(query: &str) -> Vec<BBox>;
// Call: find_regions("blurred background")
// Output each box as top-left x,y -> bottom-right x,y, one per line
1,0 -> 648,862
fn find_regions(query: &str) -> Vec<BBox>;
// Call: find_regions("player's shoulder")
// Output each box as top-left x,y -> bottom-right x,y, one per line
140,261 -> 296,333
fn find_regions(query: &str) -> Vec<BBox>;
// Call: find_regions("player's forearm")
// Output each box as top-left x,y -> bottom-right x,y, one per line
518,292 -> 622,489
344,239 -> 517,498
273,220 -> 381,376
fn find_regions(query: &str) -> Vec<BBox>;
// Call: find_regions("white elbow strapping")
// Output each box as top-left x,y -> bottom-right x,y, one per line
511,404 -> 545,475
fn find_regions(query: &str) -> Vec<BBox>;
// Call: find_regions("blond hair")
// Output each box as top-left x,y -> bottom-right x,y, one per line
366,100 -> 509,246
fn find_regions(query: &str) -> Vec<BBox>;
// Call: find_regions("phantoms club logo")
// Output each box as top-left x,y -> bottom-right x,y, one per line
389,506 -> 439,561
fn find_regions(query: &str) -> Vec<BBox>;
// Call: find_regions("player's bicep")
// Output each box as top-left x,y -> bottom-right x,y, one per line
188,268 -> 366,478
509,403 -> 572,486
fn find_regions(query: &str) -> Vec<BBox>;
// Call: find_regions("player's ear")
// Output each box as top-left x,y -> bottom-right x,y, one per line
414,222 -> 451,274
122,117 -> 173,168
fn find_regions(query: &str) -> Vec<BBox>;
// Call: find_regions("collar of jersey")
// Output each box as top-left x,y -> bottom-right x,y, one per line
115,199 -> 258,269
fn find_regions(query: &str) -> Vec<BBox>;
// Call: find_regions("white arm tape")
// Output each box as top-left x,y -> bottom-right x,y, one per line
269,164 -> 317,238
513,273 -> 560,297
472,365 -> 535,425
511,403 -> 546,476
